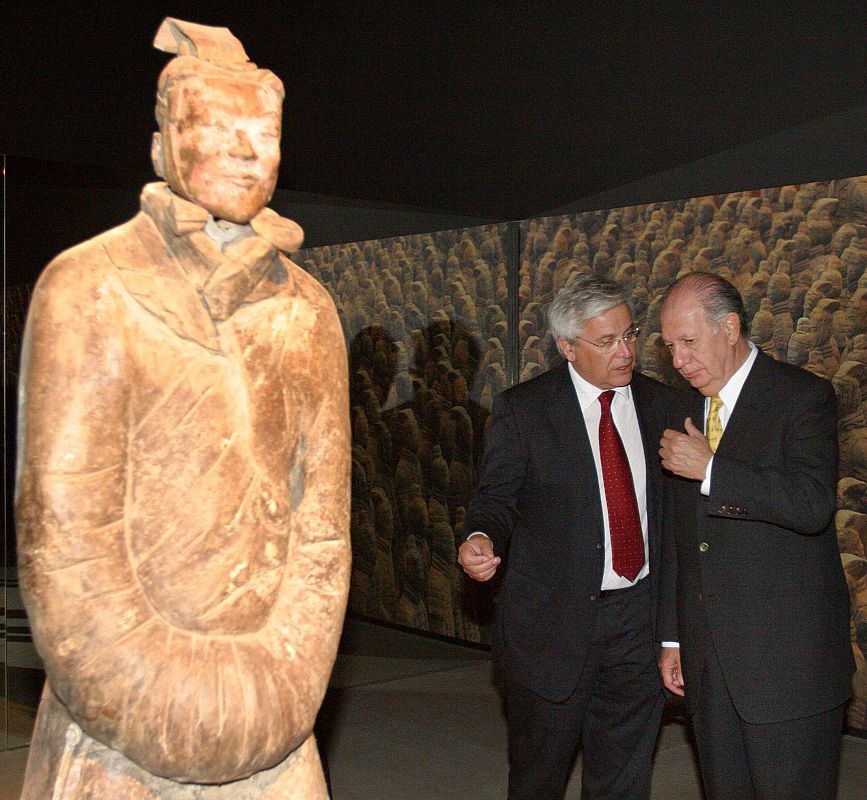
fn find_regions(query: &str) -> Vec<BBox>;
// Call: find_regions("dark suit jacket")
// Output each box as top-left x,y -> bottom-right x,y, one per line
463,363 -> 675,702
657,351 -> 855,724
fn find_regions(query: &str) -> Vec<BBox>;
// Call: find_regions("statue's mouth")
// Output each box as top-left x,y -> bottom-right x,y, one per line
227,175 -> 259,188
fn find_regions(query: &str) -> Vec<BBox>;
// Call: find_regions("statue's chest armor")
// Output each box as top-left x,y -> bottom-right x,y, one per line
123,299 -> 304,635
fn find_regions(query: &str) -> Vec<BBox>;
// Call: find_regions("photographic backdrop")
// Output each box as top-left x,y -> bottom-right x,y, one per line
300,175 -> 867,732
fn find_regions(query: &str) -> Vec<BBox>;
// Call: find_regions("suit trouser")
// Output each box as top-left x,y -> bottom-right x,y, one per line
692,633 -> 845,800
503,578 -> 665,800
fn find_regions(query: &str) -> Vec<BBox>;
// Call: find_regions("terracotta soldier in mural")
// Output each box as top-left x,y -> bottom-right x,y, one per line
767,268 -> 793,359
787,316 -> 816,366
16,18 -> 350,799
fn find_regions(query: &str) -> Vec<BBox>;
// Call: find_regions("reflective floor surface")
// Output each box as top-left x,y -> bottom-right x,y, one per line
1,618 -> 865,799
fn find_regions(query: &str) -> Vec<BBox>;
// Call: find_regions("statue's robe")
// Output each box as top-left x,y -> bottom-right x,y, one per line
17,183 -> 351,798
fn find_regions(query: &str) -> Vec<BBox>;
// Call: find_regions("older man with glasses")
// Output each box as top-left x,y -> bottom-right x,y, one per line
459,274 -> 678,800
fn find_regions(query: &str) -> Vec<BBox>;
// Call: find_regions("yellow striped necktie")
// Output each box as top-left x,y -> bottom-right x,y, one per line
706,395 -> 724,452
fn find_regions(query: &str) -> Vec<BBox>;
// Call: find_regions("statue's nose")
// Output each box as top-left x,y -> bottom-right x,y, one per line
229,129 -> 256,160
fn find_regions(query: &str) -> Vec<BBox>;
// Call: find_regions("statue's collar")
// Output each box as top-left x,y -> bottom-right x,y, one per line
140,182 -> 304,321
141,182 -> 304,253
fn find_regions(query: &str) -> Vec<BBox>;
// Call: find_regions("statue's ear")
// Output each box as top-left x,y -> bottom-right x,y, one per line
151,132 -> 165,179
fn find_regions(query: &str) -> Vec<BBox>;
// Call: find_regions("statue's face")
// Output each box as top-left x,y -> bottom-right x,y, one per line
161,74 -> 281,223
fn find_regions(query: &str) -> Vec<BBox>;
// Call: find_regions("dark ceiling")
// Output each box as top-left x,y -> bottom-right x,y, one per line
3,4 -> 866,219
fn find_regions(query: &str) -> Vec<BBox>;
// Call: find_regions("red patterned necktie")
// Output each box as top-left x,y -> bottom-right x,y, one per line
597,390 -> 645,581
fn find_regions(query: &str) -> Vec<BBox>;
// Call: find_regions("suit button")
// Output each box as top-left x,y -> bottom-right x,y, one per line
699,542 -> 709,552
697,592 -> 703,602
590,594 -> 598,601
596,542 -> 602,549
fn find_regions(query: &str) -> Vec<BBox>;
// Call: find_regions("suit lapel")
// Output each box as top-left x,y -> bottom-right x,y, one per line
629,373 -> 658,478
630,373 -> 662,566
544,363 -> 605,537
713,351 -> 772,459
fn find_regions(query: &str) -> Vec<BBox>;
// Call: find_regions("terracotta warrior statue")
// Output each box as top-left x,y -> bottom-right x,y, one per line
16,18 -> 350,798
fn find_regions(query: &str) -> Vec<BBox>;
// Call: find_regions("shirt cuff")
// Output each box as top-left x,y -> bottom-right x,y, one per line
700,454 -> 714,496
661,641 -> 680,648
467,531 -> 490,540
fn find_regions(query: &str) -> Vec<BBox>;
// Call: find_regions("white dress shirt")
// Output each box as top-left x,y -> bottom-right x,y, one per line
567,363 -> 650,590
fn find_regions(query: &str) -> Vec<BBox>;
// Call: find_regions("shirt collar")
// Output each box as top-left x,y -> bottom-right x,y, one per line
567,361 -> 633,412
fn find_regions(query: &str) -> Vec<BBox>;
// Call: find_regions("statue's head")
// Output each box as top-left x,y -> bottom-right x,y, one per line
150,19 -> 284,223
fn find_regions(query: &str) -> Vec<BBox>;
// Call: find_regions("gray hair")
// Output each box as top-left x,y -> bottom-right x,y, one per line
547,274 -> 632,354
661,272 -> 749,336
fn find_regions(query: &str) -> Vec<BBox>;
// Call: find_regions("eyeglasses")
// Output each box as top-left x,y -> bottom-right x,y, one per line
574,325 -> 641,354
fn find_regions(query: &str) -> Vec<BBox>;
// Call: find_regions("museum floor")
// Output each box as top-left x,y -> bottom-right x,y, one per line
0,618 -> 864,799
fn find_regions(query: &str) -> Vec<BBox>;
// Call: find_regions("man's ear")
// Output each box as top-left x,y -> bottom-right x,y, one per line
557,337 -> 576,362
722,312 -> 741,342
151,132 -> 166,179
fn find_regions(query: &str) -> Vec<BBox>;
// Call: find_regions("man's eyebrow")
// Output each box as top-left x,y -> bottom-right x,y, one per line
603,324 -> 637,338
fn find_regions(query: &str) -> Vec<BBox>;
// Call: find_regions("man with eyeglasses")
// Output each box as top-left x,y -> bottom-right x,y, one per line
459,274 -> 677,800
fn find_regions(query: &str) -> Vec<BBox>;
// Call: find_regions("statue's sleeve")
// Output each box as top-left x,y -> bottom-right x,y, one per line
264,284 -> 353,745
17,256 -> 351,783
16,256 -> 134,671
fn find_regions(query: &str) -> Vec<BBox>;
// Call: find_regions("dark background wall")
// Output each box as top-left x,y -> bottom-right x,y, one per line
3,6 -> 865,218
